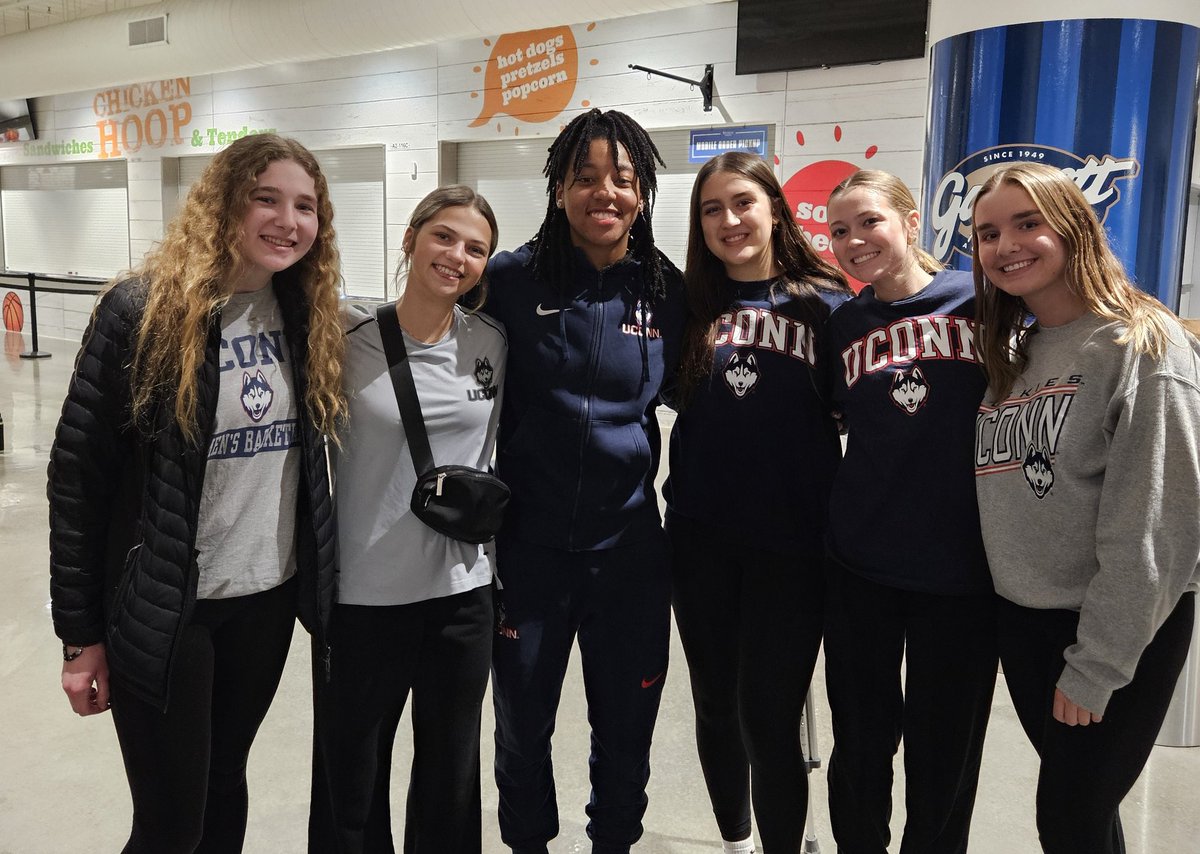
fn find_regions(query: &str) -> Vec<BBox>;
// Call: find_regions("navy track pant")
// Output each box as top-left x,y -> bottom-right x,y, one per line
490,533 -> 671,854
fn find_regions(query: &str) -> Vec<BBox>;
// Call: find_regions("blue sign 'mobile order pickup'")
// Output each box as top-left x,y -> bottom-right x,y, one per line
689,125 -> 769,163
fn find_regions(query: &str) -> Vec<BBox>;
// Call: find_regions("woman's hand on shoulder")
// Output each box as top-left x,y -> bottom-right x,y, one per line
1053,687 -> 1102,726
61,644 -> 111,716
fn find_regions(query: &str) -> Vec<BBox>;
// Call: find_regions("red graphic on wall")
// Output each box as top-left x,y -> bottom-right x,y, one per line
781,125 -> 878,293
3,291 -> 24,332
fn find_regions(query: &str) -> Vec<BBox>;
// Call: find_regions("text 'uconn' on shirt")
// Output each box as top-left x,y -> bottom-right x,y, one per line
841,314 -> 978,388
219,329 -> 287,372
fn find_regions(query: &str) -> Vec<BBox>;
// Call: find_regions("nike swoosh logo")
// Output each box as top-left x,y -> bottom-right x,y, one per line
641,672 -> 665,689
536,304 -> 570,316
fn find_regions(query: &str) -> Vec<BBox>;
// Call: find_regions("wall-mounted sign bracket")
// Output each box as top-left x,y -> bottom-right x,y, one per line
628,63 -> 714,111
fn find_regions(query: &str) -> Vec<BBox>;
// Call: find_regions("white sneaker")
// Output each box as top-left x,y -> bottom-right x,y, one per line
721,837 -> 755,854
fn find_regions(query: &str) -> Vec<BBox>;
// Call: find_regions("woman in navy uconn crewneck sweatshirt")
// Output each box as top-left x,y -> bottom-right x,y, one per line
665,152 -> 850,854
822,170 -> 997,854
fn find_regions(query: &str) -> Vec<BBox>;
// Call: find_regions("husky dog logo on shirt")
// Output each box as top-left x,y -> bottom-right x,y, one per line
474,357 -> 494,389
889,366 -> 929,414
724,350 -> 760,398
467,356 -> 498,402
1022,446 -> 1055,498
621,298 -> 662,339
240,370 -> 274,422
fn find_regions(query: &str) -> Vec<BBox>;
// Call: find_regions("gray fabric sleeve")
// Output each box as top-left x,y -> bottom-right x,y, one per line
1059,369 -> 1200,714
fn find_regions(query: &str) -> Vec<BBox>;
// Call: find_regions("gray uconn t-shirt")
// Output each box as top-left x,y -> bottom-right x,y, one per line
195,286 -> 300,598
336,303 -> 506,606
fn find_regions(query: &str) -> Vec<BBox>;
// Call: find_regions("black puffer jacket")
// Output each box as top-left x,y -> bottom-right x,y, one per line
48,278 -> 336,711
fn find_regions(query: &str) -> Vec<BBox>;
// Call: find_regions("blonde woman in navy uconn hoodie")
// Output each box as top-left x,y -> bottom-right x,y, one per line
821,170 -> 997,854
481,109 -> 685,854
665,151 -> 851,854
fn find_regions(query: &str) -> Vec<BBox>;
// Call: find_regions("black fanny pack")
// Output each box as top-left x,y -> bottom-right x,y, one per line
410,465 -> 510,545
376,304 -> 509,545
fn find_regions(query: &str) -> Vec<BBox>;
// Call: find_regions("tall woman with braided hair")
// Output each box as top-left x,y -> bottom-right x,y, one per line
484,108 -> 686,854
48,133 -> 344,852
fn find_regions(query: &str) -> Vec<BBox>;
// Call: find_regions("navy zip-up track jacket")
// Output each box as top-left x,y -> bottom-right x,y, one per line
484,243 -> 685,551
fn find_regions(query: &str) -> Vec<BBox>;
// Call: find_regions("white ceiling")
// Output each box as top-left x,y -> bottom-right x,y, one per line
0,0 -> 728,101
0,0 -> 160,36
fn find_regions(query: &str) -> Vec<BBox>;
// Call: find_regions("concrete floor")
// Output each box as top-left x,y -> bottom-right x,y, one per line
2,328 -> 1199,853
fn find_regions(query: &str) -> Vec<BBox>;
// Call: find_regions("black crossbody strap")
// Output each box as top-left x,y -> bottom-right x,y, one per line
374,303 -> 436,475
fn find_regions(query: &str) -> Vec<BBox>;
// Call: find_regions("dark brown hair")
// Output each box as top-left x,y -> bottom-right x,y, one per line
677,152 -> 850,406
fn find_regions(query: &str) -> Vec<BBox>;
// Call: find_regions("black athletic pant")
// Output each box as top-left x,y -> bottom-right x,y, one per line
668,515 -> 824,852
309,585 -> 493,854
997,592 -> 1195,854
491,534 -> 672,854
823,565 -> 997,854
110,576 -> 297,854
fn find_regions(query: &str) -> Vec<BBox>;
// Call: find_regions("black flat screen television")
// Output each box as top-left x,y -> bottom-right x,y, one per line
0,99 -> 36,143
736,0 -> 928,75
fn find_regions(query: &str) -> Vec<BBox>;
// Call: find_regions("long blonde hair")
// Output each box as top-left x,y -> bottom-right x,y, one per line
116,134 -> 345,443
828,169 -> 944,275
971,162 -> 1176,399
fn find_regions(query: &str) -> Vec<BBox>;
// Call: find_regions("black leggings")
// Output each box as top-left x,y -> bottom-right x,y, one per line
110,577 -> 297,854
823,565 -> 997,854
310,585 -> 494,854
668,516 -> 825,852
997,592 -> 1195,854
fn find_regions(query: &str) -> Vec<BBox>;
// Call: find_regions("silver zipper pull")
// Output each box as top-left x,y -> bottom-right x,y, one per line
436,472 -> 446,496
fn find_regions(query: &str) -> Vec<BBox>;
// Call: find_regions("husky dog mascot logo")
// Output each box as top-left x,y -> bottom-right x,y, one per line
889,366 -> 929,414
1022,445 -> 1054,498
474,356 -> 494,389
467,356 -> 498,401
724,350 -> 760,398
240,370 -> 274,422
634,299 -> 653,329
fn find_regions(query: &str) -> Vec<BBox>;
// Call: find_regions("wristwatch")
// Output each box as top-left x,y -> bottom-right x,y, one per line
62,643 -> 86,662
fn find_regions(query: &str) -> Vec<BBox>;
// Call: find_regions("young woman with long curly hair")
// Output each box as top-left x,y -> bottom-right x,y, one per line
48,133 -> 345,853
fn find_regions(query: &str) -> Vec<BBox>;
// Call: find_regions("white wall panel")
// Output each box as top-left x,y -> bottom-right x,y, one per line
211,97 -> 439,136
0,161 -> 129,278
214,69 -> 437,114
319,147 -> 387,299
456,138 -> 556,256
215,46 -> 438,92
1181,195 -> 1197,316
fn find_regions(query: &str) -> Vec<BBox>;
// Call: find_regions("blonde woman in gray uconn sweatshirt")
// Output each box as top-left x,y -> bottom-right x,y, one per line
972,161 -> 1200,854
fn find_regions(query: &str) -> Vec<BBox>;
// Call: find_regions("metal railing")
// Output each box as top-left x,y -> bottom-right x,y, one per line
0,270 -> 107,359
